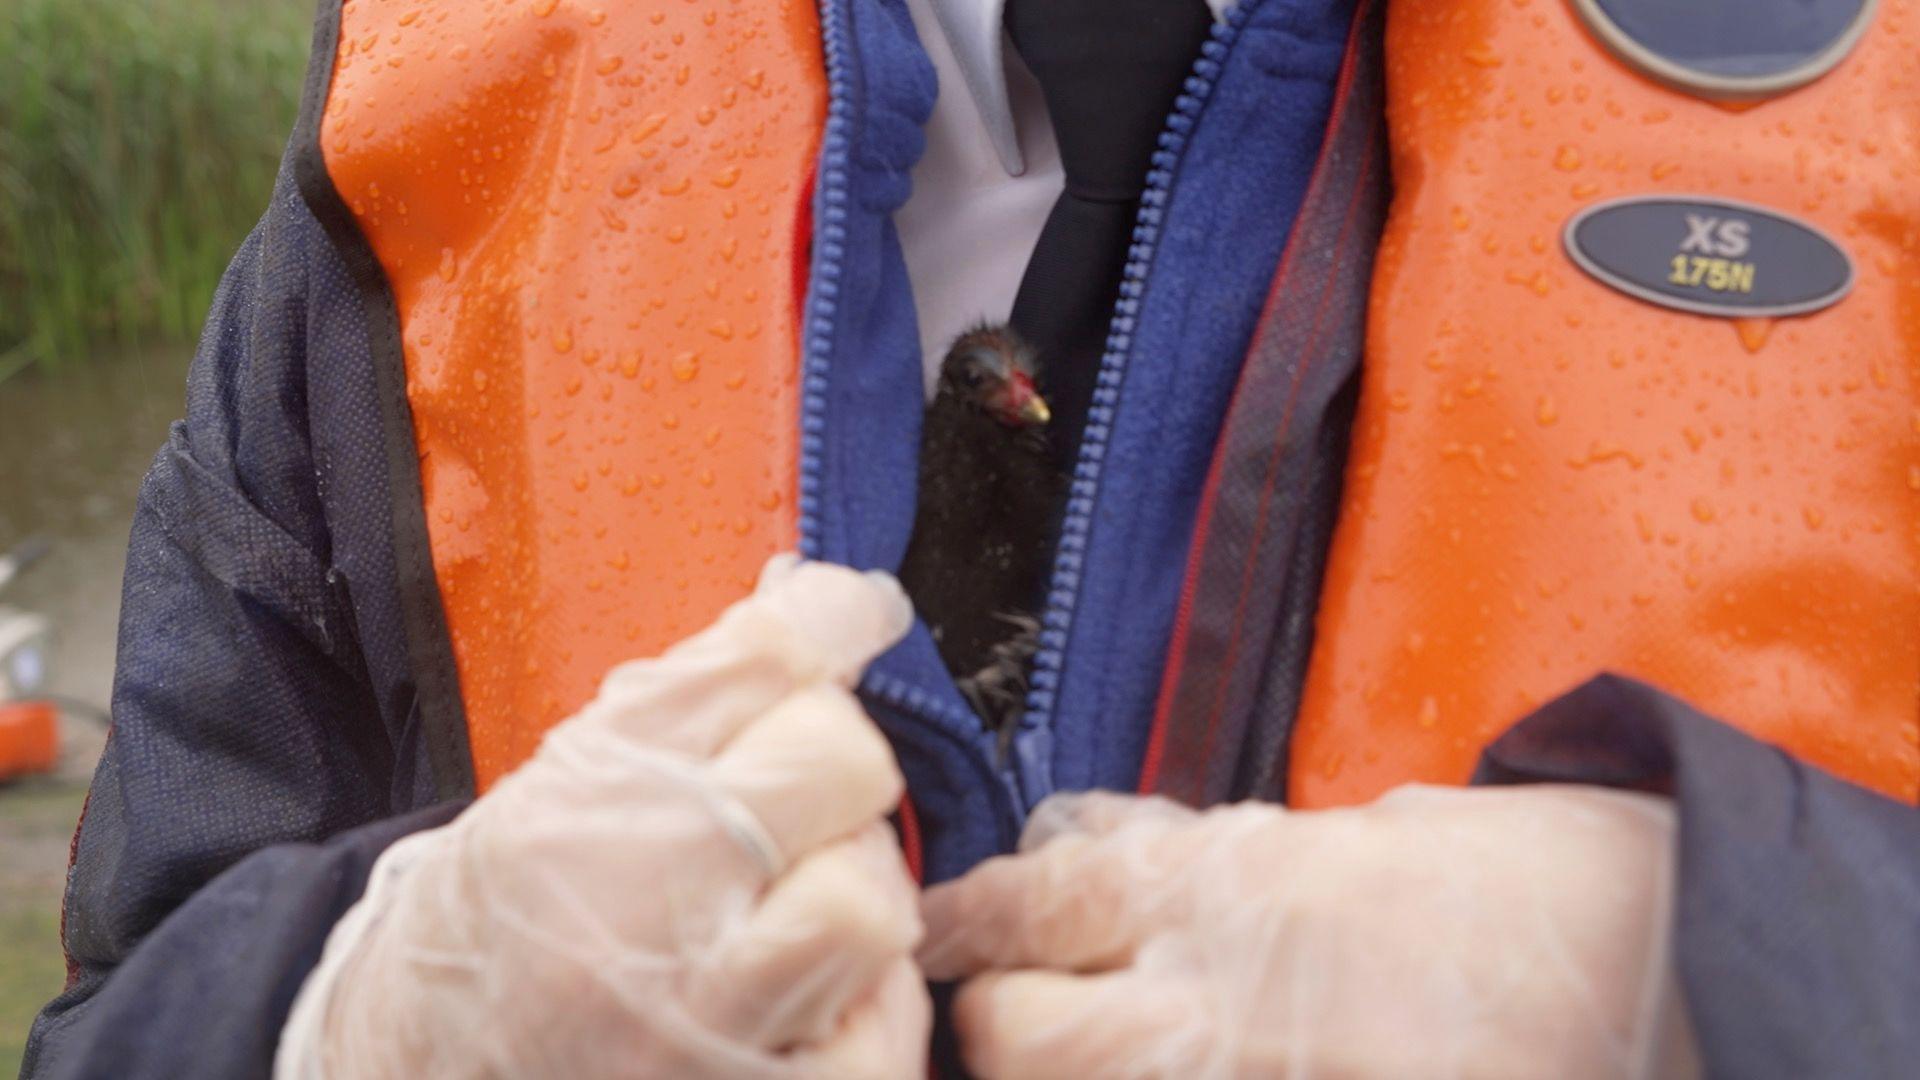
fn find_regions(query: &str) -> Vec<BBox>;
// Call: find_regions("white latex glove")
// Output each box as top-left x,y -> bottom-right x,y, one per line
277,555 -> 928,1079
920,785 -> 1699,1080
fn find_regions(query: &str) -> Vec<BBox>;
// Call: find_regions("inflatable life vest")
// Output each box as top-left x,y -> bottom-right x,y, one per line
320,0 -> 826,788
1292,0 -> 1920,806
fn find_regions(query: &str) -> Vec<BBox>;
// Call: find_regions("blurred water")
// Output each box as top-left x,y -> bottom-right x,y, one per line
0,348 -> 193,774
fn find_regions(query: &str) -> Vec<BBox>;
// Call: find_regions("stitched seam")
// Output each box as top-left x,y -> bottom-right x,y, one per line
1139,0 -> 1380,796
1187,130 -> 1380,789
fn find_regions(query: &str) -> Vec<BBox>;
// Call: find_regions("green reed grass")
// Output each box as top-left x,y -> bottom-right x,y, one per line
0,0 -> 312,376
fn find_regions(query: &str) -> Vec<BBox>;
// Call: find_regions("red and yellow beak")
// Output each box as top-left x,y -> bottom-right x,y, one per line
1000,371 -> 1052,426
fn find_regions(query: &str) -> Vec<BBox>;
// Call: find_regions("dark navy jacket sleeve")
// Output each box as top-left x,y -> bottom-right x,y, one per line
1474,674 -> 1920,1079
21,168 -> 467,1079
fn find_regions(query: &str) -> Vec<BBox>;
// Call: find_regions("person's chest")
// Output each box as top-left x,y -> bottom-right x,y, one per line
314,0 -> 1361,878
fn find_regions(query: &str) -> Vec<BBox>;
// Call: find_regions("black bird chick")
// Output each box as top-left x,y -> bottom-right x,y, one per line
898,323 -> 1064,739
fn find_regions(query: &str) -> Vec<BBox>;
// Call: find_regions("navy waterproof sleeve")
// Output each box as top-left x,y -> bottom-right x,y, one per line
24,806 -> 458,1079
21,165 -> 467,1079
1475,674 -> 1920,1078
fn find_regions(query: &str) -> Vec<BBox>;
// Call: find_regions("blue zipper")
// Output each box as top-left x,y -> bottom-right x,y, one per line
801,0 -> 1258,813
1016,5 -> 1258,799
795,0 -> 854,555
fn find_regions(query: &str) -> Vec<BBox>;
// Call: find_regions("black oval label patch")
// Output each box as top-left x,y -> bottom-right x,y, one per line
1564,195 -> 1854,318
1571,0 -> 1877,99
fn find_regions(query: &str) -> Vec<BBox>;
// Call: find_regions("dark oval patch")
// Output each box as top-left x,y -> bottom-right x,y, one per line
1572,0 -> 1876,98
1564,196 -> 1854,319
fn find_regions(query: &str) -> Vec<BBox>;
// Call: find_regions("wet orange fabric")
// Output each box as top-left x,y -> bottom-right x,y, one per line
1293,1 -> 1920,806
322,0 -> 825,788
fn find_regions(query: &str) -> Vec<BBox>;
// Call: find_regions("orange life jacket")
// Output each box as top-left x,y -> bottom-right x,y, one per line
1291,0 -> 1920,806
319,0 -> 1918,802
320,0 -> 826,788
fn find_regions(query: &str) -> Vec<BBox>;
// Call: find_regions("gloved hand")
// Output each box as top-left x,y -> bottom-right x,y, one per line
921,785 -> 1698,1079
277,555 -> 928,1079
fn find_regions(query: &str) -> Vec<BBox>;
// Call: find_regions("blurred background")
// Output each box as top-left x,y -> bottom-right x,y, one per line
0,0 -> 313,1067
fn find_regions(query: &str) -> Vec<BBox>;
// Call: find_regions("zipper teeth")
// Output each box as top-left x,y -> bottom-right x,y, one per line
1019,6 -> 1253,735
865,668 -> 983,734
797,0 -> 853,559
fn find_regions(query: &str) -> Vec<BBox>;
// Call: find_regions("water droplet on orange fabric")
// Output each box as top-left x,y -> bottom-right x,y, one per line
1462,44 -> 1502,68
629,113 -> 668,144
1732,318 -> 1773,352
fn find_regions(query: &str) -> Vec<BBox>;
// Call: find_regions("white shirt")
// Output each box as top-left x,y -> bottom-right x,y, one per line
895,0 -> 1230,393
